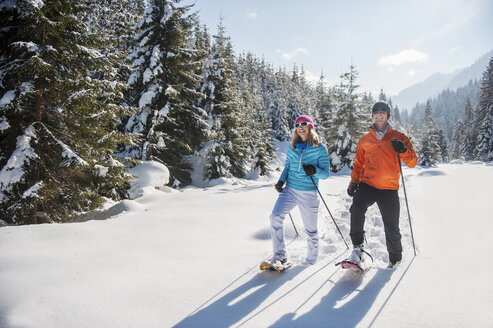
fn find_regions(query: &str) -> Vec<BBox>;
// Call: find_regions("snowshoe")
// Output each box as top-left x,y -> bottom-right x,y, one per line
260,258 -> 292,272
387,260 -> 401,269
337,259 -> 370,273
336,246 -> 373,273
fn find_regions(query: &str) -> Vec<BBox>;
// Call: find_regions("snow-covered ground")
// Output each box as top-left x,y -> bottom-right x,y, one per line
1,160 -> 492,328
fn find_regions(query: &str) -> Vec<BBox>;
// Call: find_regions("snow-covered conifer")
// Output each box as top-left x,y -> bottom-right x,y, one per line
393,105 -> 402,124
124,0 -> 207,187
460,97 -> 476,160
267,68 -> 290,141
314,72 -> 334,144
474,57 -> 493,161
437,129 -> 449,163
326,65 -> 368,172
0,0 -> 131,224
236,52 -> 275,175
201,19 -> 246,179
418,101 -> 441,166
451,119 -> 465,159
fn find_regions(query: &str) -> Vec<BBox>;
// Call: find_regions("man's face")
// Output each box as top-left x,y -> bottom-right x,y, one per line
372,110 -> 389,126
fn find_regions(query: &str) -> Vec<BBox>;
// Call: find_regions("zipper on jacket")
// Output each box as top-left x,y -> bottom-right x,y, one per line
298,143 -> 307,172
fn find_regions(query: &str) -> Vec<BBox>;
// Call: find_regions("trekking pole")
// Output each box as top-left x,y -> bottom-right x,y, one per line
309,176 -> 349,249
397,152 -> 417,256
288,212 -> 299,236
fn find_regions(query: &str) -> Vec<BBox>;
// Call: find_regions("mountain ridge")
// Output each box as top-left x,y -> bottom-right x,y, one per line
392,49 -> 493,110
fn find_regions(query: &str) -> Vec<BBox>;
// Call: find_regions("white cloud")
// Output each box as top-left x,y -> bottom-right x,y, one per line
379,49 -> 429,66
282,47 -> 310,60
247,11 -> 258,19
449,46 -> 462,54
408,70 -> 416,77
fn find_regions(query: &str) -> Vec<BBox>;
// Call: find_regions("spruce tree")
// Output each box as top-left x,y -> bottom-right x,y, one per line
418,101 -> 441,166
474,57 -> 493,161
437,129 -> 449,163
236,52 -> 275,175
124,0 -> 207,187
393,105 -> 402,125
314,72 -> 334,144
451,119 -> 465,159
0,0 -> 131,224
267,68 -> 290,141
327,65 -> 368,172
201,19 -> 246,180
284,64 -> 304,125
460,97 -> 476,160
378,88 -> 387,101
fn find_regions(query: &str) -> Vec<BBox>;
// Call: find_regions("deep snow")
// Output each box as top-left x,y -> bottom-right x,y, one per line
1,161 -> 492,328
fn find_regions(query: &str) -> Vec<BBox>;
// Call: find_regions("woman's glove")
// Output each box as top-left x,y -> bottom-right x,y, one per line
275,180 -> 284,193
303,164 -> 316,176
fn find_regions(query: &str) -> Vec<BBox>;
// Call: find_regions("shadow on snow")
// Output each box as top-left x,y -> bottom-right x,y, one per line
270,268 -> 395,328
173,266 -> 307,328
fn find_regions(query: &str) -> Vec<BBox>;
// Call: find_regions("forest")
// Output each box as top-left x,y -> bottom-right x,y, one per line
1,0 -> 492,224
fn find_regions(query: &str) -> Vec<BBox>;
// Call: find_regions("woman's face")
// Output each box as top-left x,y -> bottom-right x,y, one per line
297,124 -> 310,141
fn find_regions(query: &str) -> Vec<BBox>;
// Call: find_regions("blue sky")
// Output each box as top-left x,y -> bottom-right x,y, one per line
190,0 -> 493,97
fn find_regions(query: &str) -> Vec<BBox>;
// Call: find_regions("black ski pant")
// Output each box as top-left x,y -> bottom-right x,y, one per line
349,182 -> 402,263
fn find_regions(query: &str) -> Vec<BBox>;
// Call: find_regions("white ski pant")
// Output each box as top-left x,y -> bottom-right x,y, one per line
270,186 -> 319,264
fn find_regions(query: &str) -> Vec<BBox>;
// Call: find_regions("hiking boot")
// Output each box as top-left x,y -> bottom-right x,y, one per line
387,260 -> 401,269
348,244 -> 364,263
271,256 -> 288,265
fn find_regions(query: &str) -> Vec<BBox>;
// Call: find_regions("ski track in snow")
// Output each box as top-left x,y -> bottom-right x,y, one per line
0,162 -> 492,328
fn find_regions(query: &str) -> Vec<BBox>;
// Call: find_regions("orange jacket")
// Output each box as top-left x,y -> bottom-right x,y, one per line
350,126 -> 418,190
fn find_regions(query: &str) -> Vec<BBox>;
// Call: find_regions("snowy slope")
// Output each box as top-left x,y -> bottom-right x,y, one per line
0,161 -> 492,328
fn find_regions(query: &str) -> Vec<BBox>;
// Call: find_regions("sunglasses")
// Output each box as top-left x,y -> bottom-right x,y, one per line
295,121 -> 310,128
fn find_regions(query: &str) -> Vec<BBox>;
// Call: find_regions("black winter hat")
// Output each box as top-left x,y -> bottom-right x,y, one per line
371,101 -> 391,117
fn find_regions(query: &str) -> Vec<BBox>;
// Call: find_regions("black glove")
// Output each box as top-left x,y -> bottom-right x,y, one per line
347,183 -> 358,197
275,180 -> 284,193
303,164 -> 316,176
391,138 -> 407,153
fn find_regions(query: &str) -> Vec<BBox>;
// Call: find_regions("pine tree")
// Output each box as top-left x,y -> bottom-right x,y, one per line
378,88 -> 387,101
314,72 -> 334,144
0,0 -> 131,224
327,65 -> 368,172
437,129 -> 449,163
236,52 -> 275,175
201,19 -> 246,180
77,0 -> 145,155
474,57 -> 493,161
451,118 -> 465,159
267,68 -> 290,141
393,105 -> 402,124
418,101 -> 441,166
124,0 -> 207,187
400,108 -> 409,123
460,97 -> 476,160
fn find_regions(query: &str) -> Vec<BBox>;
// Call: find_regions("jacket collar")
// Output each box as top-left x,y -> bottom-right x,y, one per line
295,141 -> 313,149
370,123 -> 392,140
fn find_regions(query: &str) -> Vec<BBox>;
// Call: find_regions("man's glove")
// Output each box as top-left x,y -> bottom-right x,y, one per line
275,180 -> 284,193
303,164 -> 316,177
391,138 -> 407,153
347,183 -> 358,197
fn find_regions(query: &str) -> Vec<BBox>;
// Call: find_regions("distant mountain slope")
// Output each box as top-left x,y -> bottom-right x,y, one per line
392,49 -> 493,110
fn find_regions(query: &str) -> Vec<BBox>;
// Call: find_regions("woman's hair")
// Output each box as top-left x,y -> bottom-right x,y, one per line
291,128 -> 320,148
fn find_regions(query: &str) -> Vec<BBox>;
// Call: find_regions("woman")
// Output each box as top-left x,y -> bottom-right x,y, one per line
270,115 -> 330,267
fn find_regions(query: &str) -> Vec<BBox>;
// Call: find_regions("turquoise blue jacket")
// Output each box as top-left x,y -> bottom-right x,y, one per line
279,141 -> 330,191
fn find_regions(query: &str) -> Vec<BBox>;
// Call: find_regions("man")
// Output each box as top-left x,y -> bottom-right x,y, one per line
347,101 -> 418,268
